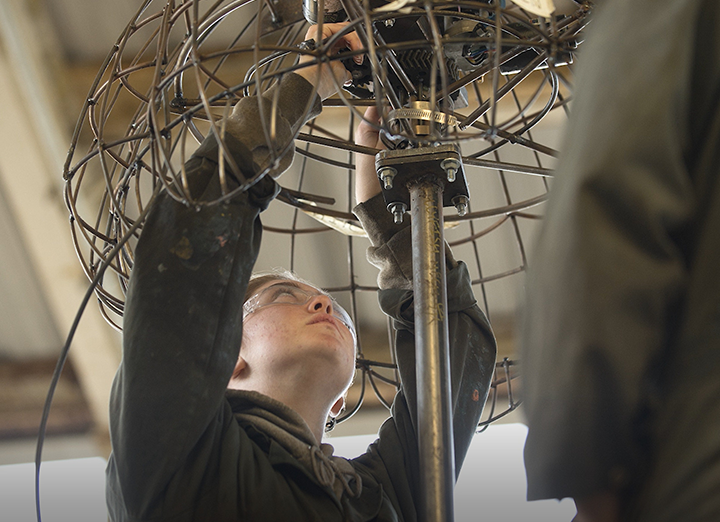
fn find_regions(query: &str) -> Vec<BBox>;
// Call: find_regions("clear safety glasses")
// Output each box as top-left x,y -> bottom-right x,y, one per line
243,282 -> 356,342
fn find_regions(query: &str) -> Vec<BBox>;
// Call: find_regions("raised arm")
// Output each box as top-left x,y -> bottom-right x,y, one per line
107,24 -> 362,520
351,107 -> 497,516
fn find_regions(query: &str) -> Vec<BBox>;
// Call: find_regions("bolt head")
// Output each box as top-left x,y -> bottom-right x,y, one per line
378,167 -> 397,190
453,196 -> 469,217
388,202 -> 407,224
441,158 -> 461,183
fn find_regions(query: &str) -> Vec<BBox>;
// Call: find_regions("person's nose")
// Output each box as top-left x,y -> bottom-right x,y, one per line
307,293 -> 334,315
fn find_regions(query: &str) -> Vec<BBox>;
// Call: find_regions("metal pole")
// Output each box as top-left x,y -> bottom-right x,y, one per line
409,179 -> 455,522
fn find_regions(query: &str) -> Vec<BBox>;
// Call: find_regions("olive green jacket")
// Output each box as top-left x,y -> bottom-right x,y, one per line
521,1 -> 720,519
106,73 -> 496,521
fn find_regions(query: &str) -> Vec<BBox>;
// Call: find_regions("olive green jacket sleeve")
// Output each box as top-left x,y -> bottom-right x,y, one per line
520,0 -> 720,509
107,73 -> 321,521
352,196 -> 497,520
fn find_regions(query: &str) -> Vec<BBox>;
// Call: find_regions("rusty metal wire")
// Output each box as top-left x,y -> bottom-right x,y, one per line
62,0 -> 592,429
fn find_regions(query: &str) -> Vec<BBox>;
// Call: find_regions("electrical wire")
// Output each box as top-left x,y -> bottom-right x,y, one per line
34,185 -> 160,522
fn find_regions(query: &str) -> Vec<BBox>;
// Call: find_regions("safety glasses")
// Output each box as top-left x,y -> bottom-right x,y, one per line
243,282 -> 356,342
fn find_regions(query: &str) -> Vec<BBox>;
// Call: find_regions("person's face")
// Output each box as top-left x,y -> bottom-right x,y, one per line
240,279 -> 356,389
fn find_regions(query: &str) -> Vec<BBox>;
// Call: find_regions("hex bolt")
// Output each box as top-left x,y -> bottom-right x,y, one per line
453,195 -> 469,217
388,202 -> 407,224
384,18 -> 395,27
378,166 -> 397,190
441,158 -> 461,183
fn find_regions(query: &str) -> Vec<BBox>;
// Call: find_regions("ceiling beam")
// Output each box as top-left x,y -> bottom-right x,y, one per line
0,0 -> 121,443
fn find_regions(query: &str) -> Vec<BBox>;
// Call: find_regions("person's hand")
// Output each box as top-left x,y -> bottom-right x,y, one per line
355,106 -> 383,204
296,23 -> 364,100
572,491 -> 620,522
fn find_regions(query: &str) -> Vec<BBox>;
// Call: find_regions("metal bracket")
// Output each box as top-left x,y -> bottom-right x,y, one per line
375,144 -> 470,223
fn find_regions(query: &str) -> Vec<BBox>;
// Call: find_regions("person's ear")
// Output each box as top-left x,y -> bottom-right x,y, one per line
232,355 -> 248,380
330,396 -> 345,417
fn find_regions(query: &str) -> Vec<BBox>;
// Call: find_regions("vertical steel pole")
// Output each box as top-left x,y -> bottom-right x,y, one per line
409,179 -> 455,522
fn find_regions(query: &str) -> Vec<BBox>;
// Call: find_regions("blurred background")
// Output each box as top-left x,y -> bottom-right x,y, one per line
0,0 -> 575,519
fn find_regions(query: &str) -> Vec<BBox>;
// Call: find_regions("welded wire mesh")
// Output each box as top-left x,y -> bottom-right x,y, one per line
63,0 -> 591,429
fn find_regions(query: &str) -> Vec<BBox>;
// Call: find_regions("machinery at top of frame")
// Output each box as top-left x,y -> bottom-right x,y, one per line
64,0 -> 590,227
62,0 -> 592,426
311,0 -> 586,225
316,0 -> 580,142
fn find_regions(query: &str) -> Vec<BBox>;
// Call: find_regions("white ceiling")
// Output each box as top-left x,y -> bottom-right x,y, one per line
43,1 -> 143,63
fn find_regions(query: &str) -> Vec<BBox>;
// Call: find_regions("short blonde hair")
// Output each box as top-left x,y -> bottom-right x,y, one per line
243,268 -> 317,304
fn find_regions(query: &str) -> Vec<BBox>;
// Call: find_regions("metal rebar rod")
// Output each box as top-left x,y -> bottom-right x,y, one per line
409,179 -> 455,522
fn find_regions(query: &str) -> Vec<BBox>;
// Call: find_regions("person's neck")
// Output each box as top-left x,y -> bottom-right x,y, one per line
277,391 -> 329,445
232,377 -> 333,444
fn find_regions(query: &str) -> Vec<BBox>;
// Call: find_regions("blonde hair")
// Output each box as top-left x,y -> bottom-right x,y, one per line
243,268 -> 317,304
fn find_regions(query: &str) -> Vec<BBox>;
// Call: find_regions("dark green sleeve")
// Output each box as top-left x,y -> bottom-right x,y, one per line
107,74 -> 320,520
107,133 -> 275,520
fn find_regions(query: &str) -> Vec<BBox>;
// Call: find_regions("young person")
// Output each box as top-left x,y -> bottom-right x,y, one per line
106,23 -> 496,521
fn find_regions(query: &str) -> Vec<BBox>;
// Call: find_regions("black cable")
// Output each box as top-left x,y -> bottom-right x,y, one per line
34,184 -> 160,522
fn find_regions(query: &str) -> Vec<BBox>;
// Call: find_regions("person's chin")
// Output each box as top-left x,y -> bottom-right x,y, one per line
302,334 -> 352,361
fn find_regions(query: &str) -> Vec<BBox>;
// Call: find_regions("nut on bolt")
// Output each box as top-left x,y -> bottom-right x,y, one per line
388,202 -> 407,224
452,195 -> 469,217
378,166 -> 397,190
441,158 -> 461,183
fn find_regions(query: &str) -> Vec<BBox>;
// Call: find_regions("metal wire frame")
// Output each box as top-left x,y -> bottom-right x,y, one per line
62,0 -> 591,429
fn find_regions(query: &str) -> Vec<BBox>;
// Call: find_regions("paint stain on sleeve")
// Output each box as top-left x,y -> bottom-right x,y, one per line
170,236 -> 194,260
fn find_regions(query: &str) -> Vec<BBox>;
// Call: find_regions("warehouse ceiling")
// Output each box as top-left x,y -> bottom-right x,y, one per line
0,0 -> 566,440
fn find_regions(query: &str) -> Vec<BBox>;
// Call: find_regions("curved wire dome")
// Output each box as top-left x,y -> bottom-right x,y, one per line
63,0 -> 591,428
